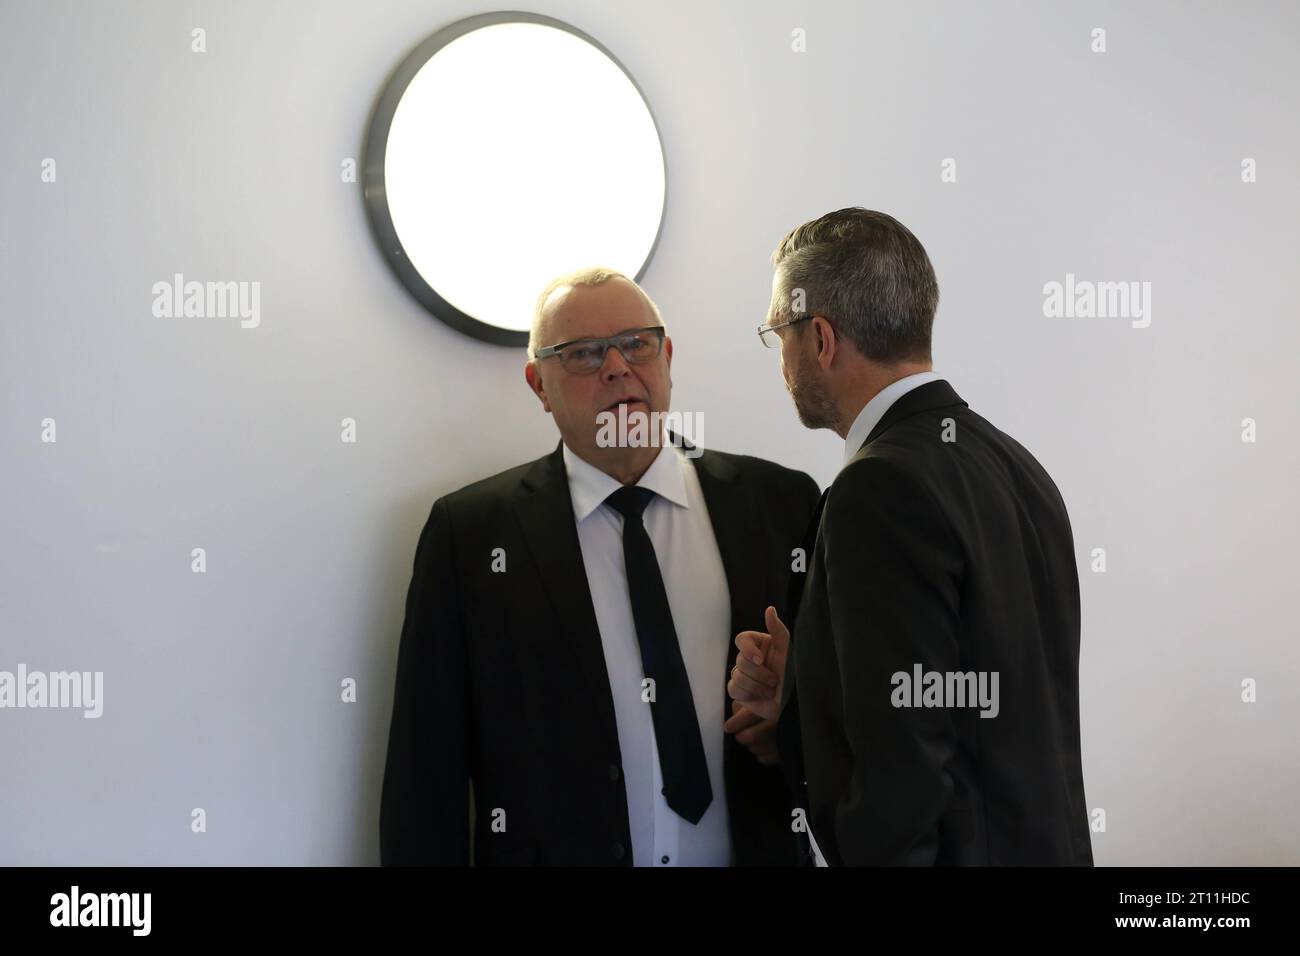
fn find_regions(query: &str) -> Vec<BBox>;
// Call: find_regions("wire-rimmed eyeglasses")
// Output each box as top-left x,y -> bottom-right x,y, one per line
533,326 -> 666,374
757,313 -> 812,349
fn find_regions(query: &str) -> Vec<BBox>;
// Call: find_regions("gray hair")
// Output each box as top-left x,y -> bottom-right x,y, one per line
529,266 -> 663,357
770,208 -> 939,364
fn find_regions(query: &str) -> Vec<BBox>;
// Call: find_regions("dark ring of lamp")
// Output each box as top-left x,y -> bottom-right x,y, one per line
363,12 -> 668,347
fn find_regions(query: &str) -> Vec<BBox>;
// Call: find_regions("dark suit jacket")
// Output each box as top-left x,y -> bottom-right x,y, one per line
777,380 -> 1093,865
381,440 -> 820,866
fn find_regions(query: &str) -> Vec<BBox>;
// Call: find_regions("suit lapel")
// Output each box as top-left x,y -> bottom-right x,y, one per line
512,443 -> 620,754
692,450 -> 764,667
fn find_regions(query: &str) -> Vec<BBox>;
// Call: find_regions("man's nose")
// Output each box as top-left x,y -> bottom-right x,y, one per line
599,345 -> 632,381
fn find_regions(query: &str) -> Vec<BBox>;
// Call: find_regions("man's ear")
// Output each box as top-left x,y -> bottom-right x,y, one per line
524,360 -> 552,412
811,314 -> 838,371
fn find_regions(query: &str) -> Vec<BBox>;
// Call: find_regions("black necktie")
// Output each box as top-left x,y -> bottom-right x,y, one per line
604,485 -> 713,825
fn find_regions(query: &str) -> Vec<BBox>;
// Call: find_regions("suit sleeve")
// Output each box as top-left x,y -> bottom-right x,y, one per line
822,457 -> 963,865
379,497 -> 471,865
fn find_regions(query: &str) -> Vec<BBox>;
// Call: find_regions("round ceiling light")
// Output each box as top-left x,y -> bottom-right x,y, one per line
363,12 -> 668,346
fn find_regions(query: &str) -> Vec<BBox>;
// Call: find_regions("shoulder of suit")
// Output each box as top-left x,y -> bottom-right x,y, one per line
698,446 -> 817,492
433,455 -> 545,515
836,446 -> 926,495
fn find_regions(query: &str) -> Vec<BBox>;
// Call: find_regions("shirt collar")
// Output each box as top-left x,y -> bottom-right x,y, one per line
842,371 -> 943,465
562,441 -> 691,522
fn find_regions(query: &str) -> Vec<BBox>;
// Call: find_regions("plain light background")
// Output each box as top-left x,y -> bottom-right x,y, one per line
1,0 -> 1296,865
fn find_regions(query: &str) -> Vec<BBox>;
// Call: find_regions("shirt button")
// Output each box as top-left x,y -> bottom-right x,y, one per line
608,763 -> 621,782
660,855 -> 670,865
611,842 -> 625,861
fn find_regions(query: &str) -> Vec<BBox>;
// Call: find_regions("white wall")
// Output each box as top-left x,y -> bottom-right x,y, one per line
1,0 -> 1296,864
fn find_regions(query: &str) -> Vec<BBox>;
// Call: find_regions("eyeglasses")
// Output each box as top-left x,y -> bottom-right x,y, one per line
533,326 -> 666,375
757,313 -> 812,349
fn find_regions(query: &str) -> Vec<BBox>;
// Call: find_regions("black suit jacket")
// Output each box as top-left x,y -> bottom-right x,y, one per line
777,380 -> 1093,865
381,440 -> 820,865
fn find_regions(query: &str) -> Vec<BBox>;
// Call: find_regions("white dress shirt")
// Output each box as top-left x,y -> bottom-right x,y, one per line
804,370 -> 942,868
842,372 -> 943,467
562,442 -> 733,867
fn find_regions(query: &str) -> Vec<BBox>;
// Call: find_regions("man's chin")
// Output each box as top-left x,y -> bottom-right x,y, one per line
590,402 -> 670,452
795,406 -> 831,430
791,393 -> 836,431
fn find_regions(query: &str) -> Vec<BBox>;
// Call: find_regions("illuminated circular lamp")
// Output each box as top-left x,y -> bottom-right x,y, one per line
363,12 -> 668,346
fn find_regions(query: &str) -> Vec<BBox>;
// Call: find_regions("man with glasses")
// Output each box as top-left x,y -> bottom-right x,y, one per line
730,208 -> 1092,867
380,266 -> 820,866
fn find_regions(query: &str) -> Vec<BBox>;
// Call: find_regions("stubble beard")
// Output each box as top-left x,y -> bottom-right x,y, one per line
786,351 -> 840,432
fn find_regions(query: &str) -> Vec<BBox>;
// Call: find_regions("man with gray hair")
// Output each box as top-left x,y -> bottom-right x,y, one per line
728,208 -> 1093,866
381,267 -> 820,866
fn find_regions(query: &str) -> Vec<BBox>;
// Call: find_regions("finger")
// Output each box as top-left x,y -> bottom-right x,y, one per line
733,653 -> 779,687
724,707 -> 762,734
734,631 -> 769,664
739,733 -> 779,763
748,739 -> 778,761
737,720 -> 776,747
725,703 -> 762,729
727,673 -> 758,702
729,666 -> 775,701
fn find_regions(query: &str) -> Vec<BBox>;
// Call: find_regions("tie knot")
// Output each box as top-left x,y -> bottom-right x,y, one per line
605,485 -> 655,521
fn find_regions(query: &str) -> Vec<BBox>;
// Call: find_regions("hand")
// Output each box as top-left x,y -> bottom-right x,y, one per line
726,605 -> 790,722
724,700 -> 780,766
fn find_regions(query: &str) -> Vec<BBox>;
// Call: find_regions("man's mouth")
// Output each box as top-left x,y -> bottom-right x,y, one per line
604,397 -> 646,412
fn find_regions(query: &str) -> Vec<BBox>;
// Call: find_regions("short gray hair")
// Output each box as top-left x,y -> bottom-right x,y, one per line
771,208 -> 939,363
529,266 -> 663,357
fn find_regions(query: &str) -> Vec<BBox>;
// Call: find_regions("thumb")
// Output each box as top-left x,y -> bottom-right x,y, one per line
765,605 -> 790,643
